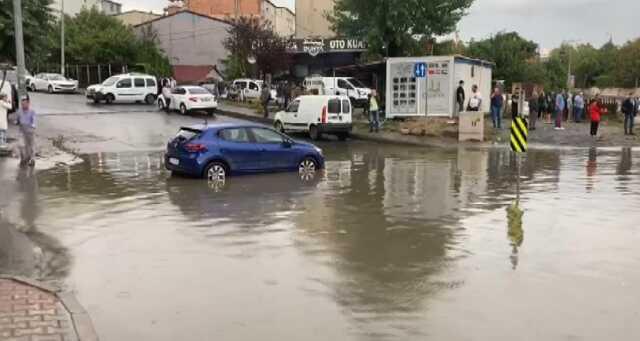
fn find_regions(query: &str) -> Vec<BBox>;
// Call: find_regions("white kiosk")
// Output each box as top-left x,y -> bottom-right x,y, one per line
385,55 -> 494,118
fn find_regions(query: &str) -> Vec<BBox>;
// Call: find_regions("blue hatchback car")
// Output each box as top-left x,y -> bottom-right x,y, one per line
165,123 -> 325,181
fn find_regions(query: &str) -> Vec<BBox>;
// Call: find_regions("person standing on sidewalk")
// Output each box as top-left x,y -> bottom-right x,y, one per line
17,96 -> 36,167
555,90 -> 566,130
260,83 -> 271,119
529,90 -> 539,130
467,84 -> 482,111
538,90 -> 546,121
574,92 -> 585,123
456,81 -> 465,114
622,92 -> 636,135
0,93 -> 11,147
490,87 -> 503,129
589,96 -> 603,138
369,90 -> 380,133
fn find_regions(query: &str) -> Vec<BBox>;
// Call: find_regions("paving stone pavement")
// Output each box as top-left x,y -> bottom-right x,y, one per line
0,279 -> 78,341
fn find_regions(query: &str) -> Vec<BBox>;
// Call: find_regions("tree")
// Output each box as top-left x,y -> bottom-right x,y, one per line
328,0 -> 474,57
0,0 -> 54,64
222,17 -> 291,80
465,32 -> 539,88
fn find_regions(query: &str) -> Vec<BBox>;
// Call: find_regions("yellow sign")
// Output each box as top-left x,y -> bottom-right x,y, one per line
510,117 -> 528,153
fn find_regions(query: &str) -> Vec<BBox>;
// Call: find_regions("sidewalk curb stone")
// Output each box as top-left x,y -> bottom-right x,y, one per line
0,275 -> 99,341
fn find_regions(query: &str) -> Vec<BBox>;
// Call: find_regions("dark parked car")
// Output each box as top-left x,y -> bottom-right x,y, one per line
164,123 -> 325,181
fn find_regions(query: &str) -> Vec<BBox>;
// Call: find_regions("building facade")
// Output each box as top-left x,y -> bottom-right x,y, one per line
134,10 -> 231,83
182,0 -> 294,37
295,0 -> 335,38
113,10 -> 161,26
51,0 -> 122,17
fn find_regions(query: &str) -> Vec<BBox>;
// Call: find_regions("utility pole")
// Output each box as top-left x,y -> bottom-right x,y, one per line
12,0 -> 27,97
61,0 -> 65,76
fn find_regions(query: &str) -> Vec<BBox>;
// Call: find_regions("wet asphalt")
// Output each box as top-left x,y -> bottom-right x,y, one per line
1,93 -> 640,340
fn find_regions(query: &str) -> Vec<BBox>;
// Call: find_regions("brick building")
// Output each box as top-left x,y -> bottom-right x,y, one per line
179,0 -> 294,37
295,0 -> 335,38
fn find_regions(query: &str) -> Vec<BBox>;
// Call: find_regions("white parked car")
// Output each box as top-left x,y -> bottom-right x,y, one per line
274,95 -> 353,140
304,77 -> 372,107
30,73 -> 78,93
232,79 -> 277,100
158,86 -> 218,116
86,73 -> 157,104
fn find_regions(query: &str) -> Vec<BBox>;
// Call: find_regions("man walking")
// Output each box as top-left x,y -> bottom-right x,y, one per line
17,96 -> 36,167
490,87 -> 503,129
574,92 -> 585,123
456,81 -> 465,113
555,90 -> 566,130
261,83 -> 271,118
622,92 -> 635,135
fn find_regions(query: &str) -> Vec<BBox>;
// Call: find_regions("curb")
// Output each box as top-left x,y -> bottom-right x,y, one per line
0,275 -> 99,341
217,109 -> 274,125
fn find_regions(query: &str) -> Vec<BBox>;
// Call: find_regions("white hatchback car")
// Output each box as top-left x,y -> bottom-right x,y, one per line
86,73 -> 158,104
30,73 -> 78,93
158,86 -> 218,116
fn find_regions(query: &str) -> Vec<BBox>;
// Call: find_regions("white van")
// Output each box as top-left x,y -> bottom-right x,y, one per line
303,77 -> 372,107
232,79 -> 277,100
274,95 -> 352,140
86,73 -> 158,104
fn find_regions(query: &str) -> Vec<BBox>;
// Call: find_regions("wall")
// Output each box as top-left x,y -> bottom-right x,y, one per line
135,11 -> 230,72
295,0 -> 335,38
114,11 -> 161,26
186,0 -> 260,19
273,6 -> 295,37
100,0 -> 122,15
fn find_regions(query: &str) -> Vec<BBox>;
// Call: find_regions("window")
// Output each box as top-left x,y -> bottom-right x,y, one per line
249,82 -> 259,91
134,78 -> 146,87
342,100 -> 351,114
175,128 -> 201,142
103,76 -> 119,86
250,128 -> 284,144
146,78 -> 156,88
346,78 -> 366,88
337,79 -> 353,90
187,87 -> 209,95
116,78 -> 132,88
236,81 -> 247,89
287,100 -> 300,113
219,128 -> 251,143
171,87 -> 186,95
328,99 -> 341,114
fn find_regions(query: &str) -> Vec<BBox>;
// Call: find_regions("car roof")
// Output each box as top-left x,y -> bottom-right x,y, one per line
183,122 -> 267,132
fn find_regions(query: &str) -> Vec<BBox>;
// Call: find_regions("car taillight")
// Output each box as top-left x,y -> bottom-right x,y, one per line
321,106 -> 327,124
184,143 -> 207,153
188,97 -> 198,102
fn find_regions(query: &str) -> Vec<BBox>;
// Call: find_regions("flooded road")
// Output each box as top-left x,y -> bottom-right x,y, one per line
2,143 -> 640,340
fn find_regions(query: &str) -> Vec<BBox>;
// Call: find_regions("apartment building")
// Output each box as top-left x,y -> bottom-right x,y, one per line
295,0 -> 335,38
183,0 -> 294,37
50,0 -> 122,17
113,10 -> 161,26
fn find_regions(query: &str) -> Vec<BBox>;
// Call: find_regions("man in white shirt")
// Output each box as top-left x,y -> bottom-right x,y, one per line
467,84 -> 482,111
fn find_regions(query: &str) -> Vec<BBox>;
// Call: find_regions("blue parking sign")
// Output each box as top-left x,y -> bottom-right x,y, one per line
414,62 -> 427,78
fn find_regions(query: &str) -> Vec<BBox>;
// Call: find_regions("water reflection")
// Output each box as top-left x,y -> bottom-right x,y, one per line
586,147 -> 598,192
506,201 -> 524,270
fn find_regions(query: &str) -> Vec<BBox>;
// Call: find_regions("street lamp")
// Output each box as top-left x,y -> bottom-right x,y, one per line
564,39 -> 580,90
61,0 -> 65,76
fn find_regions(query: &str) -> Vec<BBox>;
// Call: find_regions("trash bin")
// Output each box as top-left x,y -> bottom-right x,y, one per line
458,111 -> 485,142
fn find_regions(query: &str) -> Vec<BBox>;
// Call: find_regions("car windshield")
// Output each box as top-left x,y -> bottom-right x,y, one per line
49,74 -> 66,81
347,78 -> 366,88
188,88 -> 209,95
102,77 -> 119,86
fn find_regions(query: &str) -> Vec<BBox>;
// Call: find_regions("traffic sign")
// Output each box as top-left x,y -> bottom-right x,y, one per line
414,62 -> 427,78
510,117 -> 528,153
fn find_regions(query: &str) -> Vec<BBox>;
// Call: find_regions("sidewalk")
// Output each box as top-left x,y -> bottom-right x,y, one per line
0,276 -> 97,341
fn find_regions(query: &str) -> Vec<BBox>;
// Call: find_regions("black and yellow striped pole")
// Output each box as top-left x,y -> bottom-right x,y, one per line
510,117 -> 528,202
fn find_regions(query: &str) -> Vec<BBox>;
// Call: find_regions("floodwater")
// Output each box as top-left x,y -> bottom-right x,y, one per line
2,143 -> 640,340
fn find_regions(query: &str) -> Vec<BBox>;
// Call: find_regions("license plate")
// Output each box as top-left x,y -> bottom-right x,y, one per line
201,97 -> 211,102
169,158 -> 179,166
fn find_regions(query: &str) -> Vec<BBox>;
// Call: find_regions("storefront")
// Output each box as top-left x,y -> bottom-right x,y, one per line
286,38 -> 368,79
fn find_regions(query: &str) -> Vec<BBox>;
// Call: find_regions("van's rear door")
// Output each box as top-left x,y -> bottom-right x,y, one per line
326,97 -> 351,124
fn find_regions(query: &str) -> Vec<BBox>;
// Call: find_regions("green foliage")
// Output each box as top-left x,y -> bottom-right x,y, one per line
328,0 -> 474,57
222,17 -> 291,80
0,0 -> 54,64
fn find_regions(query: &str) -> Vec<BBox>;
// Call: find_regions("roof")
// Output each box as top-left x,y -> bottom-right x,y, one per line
264,0 -> 295,16
113,10 -> 161,17
186,122 -> 264,131
133,9 -> 232,28
102,0 -> 121,6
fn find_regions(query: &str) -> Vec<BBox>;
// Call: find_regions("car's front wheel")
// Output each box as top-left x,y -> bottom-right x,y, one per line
105,94 -> 115,104
48,85 -> 53,94
274,121 -> 285,133
298,157 -> 318,181
157,99 -> 165,111
180,104 -> 188,115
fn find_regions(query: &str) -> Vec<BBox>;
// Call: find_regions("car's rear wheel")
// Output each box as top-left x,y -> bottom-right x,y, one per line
145,94 -> 156,105
204,161 -> 228,190
274,121 -> 285,133
309,125 -> 320,140
93,98 -> 100,104
298,157 -> 318,181
180,104 -> 188,115
105,94 -> 115,104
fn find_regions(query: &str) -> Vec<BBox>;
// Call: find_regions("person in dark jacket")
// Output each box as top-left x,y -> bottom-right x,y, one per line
622,92 -> 636,135
261,84 -> 271,118
511,92 -> 519,119
538,90 -> 546,119
490,87 -> 503,129
529,90 -> 539,130
456,81 -> 465,113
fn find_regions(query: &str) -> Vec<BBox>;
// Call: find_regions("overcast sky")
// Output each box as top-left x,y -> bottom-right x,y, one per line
120,0 -> 640,49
